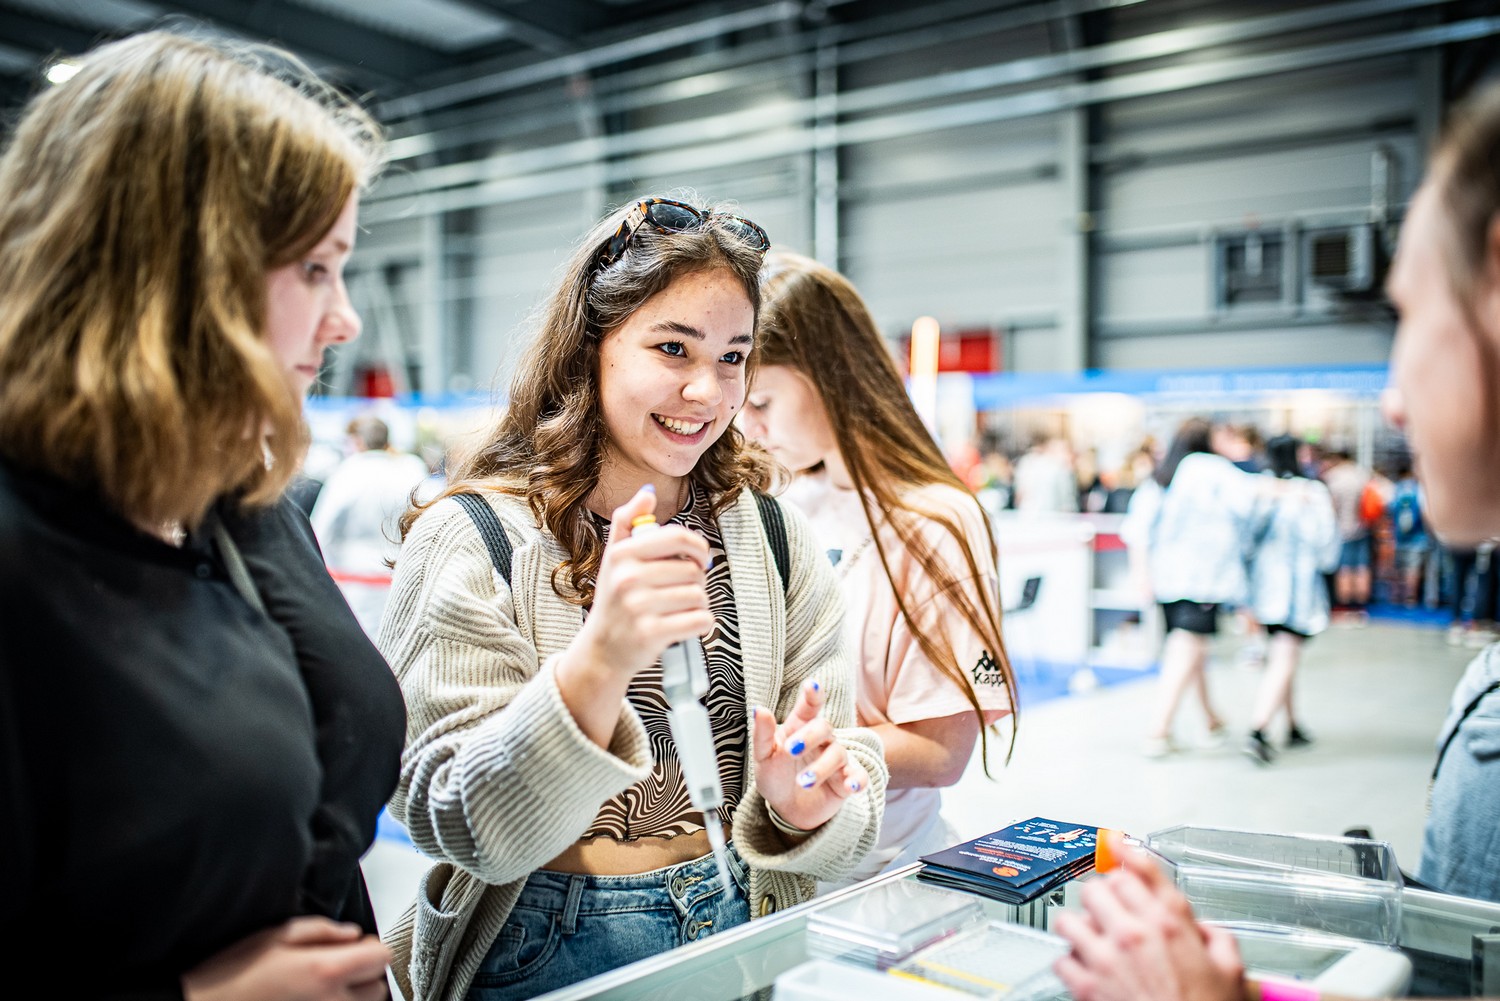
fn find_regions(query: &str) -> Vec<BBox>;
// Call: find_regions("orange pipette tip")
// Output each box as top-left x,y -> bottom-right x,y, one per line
1095,829 -> 1123,873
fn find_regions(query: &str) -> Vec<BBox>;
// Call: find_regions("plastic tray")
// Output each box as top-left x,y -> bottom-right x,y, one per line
805,879 -> 984,969
891,920 -> 1070,1000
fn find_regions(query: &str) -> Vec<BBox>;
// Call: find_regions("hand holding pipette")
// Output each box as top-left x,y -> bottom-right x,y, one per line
557,485 -> 713,748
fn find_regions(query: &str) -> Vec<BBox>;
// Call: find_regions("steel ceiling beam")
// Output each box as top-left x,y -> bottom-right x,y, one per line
378,1 -> 801,120
452,0 -> 600,54
362,12 -> 1500,222
155,0 -> 451,87
373,0 -> 1465,199
381,0 -> 1449,167
0,6 -> 107,60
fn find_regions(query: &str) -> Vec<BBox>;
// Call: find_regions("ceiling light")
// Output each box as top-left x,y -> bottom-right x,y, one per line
45,60 -> 79,85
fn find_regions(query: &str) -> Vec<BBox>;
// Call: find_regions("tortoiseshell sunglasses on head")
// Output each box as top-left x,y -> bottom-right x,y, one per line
596,198 -> 770,270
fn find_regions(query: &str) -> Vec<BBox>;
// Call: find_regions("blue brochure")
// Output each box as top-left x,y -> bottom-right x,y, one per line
917,817 -> 1099,904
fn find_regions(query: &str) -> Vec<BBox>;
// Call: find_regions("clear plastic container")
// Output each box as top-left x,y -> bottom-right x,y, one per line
1145,825 -> 1403,945
1146,825 -> 1400,882
805,879 -> 985,969
891,920 -> 1071,1000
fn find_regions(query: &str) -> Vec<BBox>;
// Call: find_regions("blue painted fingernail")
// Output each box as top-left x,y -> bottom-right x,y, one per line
809,680 -> 821,692
798,770 -> 816,788
849,780 -> 861,793
789,739 -> 805,756
641,483 -> 655,493
748,708 -> 757,727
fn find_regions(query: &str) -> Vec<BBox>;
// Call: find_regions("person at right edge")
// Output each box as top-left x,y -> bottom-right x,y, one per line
1051,80 -> 1500,1001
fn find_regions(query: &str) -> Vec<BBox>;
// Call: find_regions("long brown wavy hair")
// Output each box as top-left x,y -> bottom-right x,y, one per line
404,195 -> 775,605
0,31 -> 382,530
755,252 -> 1017,765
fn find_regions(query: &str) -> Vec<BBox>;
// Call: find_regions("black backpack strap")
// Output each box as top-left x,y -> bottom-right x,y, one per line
453,493 -> 514,586
753,490 -> 790,596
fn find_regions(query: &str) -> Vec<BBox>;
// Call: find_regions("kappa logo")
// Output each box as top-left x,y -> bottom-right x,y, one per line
972,650 -> 1004,685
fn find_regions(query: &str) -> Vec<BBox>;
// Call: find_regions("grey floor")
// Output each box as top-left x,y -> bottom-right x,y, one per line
362,619 -> 1477,938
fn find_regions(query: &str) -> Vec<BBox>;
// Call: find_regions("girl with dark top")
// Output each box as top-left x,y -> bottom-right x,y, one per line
0,31 -> 404,1001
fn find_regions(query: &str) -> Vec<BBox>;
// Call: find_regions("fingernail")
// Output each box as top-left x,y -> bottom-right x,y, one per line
789,739 -> 805,756
748,708 -> 757,727
809,680 -> 821,693
798,770 -> 816,788
642,483 -> 655,494
848,780 -> 861,793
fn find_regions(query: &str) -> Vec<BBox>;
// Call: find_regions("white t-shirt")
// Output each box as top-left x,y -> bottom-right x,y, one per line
310,448 -> 433,634
785,471 -> 1012,884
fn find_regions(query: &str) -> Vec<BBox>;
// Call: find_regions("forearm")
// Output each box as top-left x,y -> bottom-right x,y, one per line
553,632 -> 634,749
868,714 -> 978,789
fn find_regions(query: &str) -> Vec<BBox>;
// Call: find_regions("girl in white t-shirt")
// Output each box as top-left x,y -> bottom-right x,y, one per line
739,252 -> 1016,886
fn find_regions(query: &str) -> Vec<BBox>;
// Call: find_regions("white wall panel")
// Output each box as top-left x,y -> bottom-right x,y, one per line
1096,244 -> 1209,325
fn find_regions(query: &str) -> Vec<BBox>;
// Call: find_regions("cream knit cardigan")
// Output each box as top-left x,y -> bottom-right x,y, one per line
377,488 -> 887,1001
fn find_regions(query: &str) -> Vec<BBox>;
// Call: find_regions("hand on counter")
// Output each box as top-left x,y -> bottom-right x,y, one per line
1053,830 -> 1247,1001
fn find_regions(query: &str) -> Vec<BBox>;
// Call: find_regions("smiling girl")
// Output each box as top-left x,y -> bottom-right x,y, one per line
379,197 -> 886,1001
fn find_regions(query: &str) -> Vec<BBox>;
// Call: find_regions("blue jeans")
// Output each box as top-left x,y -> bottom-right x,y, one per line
467,844 -> 750,1000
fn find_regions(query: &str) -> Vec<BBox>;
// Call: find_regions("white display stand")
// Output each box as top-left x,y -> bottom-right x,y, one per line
991,513 -> 1162,695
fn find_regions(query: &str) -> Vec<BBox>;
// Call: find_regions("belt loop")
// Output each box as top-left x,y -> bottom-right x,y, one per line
727,842 -> 749,895
561,875 -> 585,935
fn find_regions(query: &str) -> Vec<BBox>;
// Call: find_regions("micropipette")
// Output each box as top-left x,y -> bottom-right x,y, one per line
630,512 -> 734,890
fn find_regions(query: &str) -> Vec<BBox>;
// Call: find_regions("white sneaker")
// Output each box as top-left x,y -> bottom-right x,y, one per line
1196,723 -> 1229,750
1141,736 -> 1176,759
1465,629 -> 1498,649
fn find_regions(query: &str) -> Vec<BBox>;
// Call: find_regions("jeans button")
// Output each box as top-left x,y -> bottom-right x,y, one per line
671,877 -> 684,896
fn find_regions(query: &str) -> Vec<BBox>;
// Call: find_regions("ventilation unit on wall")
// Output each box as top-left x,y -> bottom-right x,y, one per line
1302,224 -> 1376,293
1216,231 -> 1286,308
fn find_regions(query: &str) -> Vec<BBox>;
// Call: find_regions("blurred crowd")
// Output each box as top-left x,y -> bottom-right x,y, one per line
959,422 -> 1482,637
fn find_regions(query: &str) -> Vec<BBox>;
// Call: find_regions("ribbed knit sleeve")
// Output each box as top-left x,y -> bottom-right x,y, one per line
732,495 -> 887,887
379,497 -> 653,886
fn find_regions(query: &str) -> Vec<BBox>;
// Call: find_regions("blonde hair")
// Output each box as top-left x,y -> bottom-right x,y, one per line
0,31 -> 382,528
407,195 -> 773,605
756,252 -> 1017,765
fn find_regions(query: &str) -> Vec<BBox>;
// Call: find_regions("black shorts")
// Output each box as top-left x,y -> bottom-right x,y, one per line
1161,600 -> 1220,635
1264,623 -> 1312,641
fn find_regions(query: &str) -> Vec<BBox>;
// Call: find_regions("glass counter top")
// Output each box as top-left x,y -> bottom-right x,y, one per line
530,864 -> 1500,1000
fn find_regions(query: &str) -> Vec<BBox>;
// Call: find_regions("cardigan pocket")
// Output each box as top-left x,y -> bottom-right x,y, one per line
411,861 -> 480,1001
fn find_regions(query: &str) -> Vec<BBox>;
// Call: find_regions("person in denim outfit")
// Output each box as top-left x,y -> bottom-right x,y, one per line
1242,435 -> 1342,764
